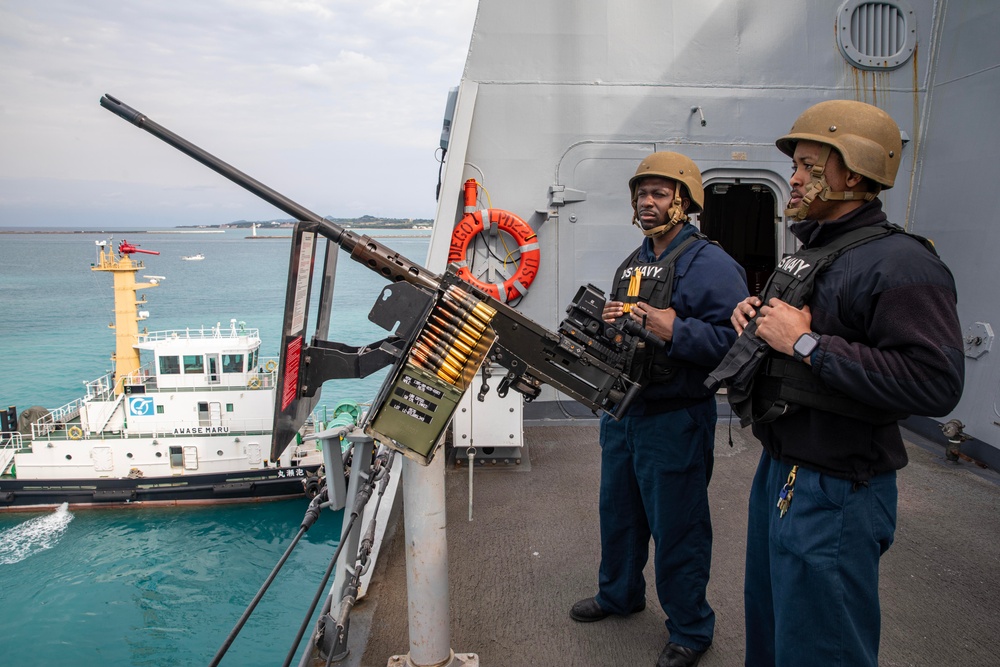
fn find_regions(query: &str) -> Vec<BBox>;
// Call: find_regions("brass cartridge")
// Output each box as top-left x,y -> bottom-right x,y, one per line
426,321 -> 475,356
408,347 -> 457,384
447,285 -> 497,321
439,296 -> 488,332
413,341 -> 462,381
421,329 -> 470,367
430,314 -> 482,349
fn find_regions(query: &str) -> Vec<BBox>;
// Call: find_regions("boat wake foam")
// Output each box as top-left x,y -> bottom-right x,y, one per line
0,502 -> 73,564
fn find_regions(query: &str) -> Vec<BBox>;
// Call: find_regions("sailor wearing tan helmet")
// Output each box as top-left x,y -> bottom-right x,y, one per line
728,100 -> 964,666
570,151 -> 748,667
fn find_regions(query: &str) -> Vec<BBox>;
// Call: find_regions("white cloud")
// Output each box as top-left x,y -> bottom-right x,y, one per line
0,0 -> 478,226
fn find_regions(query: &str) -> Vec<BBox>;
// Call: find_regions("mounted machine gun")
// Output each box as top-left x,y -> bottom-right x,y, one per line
99,94 -> 649,465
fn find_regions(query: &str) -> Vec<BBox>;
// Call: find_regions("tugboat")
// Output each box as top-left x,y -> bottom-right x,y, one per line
0,239 -> 323,511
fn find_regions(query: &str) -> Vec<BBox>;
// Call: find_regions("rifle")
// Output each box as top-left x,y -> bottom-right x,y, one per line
100,94 -> 645,463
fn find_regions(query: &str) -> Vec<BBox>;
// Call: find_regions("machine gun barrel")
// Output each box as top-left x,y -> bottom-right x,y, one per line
100,96 -> 341,240
99,95 -> 442,290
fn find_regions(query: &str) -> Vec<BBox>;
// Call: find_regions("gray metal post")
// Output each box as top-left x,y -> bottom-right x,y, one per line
400,453 -> 453,666
322,432 -> 373,664
330,433 -> 374,606
298,427 -> 373,666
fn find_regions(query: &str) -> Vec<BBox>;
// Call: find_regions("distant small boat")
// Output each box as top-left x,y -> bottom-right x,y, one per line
181,253 -> 204,261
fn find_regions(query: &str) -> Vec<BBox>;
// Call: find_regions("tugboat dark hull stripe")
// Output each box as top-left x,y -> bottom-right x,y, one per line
0,466 -> 320,511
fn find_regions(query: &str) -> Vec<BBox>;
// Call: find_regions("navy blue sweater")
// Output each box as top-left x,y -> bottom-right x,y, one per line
753,200 -> 965,480
626,224 -> 749,415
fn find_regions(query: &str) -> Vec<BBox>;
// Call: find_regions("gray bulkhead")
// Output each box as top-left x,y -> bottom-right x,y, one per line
428,0 -> 999,463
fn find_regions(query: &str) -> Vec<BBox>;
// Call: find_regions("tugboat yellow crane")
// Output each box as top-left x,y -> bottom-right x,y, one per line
91,239 -> 161,395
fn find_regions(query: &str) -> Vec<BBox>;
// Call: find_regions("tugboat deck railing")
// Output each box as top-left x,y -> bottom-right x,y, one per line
29,416 -> 274,442
138,325 -> 260,343
0,431 -> 22,474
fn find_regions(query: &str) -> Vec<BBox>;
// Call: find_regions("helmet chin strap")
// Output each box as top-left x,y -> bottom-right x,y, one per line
785,144 -> 881,221
632,191 -> 689,237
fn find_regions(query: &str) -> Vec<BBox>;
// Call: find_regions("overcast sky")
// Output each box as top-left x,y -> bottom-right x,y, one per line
0,0 -> 479,228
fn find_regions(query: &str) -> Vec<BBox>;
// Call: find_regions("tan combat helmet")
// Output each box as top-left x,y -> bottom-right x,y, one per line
776,100 -> 903,220
629,152 -> 704,237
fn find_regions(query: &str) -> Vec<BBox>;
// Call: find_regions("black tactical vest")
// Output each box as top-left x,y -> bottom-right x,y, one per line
707,222 -> 936,426
610,233 -> 703,384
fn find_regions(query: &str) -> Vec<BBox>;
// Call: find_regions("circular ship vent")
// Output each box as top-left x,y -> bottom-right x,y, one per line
837,0 -> 917,71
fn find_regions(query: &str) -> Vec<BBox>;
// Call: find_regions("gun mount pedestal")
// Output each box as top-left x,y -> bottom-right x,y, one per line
385,454 -> 479,667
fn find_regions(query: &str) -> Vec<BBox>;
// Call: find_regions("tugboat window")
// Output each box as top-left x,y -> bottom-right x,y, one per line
169,446 -> 183,467
183,355 -> 204,373
222,354 -> 244,373
159,356 -> 181,374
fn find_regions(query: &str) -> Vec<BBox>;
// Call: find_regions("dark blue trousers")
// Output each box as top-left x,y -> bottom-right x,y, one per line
595,401 -> 716,651
744,451 -> 897,667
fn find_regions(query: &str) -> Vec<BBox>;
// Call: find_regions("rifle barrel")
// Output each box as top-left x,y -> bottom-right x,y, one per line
100,94 -> 345,245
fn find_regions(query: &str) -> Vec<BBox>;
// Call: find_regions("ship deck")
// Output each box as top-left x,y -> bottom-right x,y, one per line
341,407 -> 1000,666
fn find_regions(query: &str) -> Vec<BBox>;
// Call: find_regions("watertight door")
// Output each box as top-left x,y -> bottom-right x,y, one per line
93,447 -> 113,472
207,354 -> 220,384
209,402 -> 222,427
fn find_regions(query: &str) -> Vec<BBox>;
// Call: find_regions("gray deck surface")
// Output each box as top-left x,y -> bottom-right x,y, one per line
339,415 -> 1000,667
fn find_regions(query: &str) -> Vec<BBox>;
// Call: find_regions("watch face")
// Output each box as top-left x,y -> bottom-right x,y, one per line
794,333 -> 819,358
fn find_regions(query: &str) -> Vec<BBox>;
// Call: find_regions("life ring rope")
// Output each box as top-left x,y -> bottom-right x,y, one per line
447,208 -> 540,303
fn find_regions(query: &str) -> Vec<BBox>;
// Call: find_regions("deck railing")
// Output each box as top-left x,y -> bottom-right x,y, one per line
0,431 -> 23,474
30,416 -> 274,442
139,325 -> 260,342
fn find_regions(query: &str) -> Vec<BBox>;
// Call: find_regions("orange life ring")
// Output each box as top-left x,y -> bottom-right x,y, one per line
447,209 -> 540,302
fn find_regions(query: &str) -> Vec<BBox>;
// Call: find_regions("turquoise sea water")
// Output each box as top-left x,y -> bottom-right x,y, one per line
0,502 -> 343,666
1,228 -> 431,412
0,228 -> 430,665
